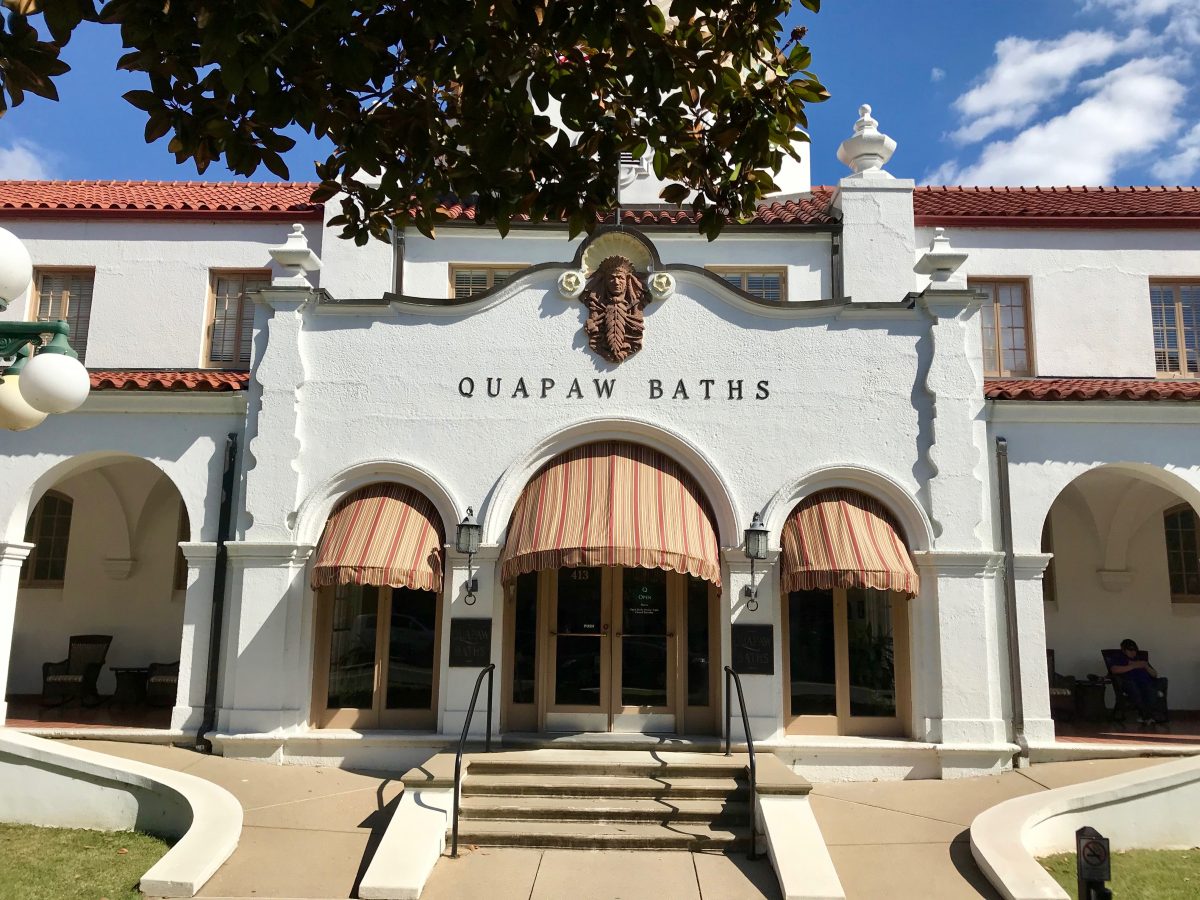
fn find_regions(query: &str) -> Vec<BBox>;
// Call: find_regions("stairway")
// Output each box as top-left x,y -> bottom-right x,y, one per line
453,751 -> 754,851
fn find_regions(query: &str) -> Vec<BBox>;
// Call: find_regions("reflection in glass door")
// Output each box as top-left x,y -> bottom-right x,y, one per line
612,567 -> 674,732
545,567 -> 610,731
314,584 -> 440,729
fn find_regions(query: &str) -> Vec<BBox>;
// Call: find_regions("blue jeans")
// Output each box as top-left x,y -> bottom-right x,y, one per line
1121,678 -> 1161,720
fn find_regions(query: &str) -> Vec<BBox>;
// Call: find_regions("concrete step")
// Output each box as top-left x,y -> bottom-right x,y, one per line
457,795 -> 751,825
466,756 -> 749,779
462,773 -> 747,800
455,819 -> 751,851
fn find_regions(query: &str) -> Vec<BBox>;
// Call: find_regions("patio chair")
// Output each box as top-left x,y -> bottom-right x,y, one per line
145,661 -> 180,707
41,634 -> 112,707
1101,648 -> 1169,724
1046,649 -> 1076,721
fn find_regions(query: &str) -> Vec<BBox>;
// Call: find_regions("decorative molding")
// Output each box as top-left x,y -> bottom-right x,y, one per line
102,557 -> 136,580
987,401 -> 1200,425
911,549 -> 1003,577
580,255 -> 651,363
1098,568 -> 1133,592
0,541 -> 34,563
1013,552 -> 1053,579
76,392 -> 248,416
179,542 -> 220,563
224,542 -> 314,566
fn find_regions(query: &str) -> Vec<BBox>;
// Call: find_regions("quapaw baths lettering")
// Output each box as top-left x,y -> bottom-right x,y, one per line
457,377 -> 771,401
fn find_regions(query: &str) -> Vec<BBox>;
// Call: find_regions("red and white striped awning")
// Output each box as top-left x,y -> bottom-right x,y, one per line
780,489 -> 919,597
500,441 -> 721,586
311,484 -> 445,592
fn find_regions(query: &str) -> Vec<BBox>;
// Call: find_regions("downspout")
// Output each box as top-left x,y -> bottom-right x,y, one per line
830,226 -> 844,299
393,229 -> 405,296
995,436 -> 1027,763
197,433 -> 239,753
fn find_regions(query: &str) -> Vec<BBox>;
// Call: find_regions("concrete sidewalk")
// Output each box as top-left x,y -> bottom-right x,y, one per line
68,741 -> 1172,900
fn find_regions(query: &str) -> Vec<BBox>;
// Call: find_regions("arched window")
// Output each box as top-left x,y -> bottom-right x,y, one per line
1164,504 -> 1200,603
21,491 -> 74,587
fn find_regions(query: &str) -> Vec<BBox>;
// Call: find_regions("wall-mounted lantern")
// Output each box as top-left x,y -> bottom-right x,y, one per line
455,507 -> 483,604
743,511 -> 769,611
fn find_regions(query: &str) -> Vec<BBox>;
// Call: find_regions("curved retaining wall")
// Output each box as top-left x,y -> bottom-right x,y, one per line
970,755 -> 1200,900
0,730 -> 241,897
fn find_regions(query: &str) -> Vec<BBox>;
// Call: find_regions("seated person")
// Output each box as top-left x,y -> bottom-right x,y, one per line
1108,639 -> 1168,725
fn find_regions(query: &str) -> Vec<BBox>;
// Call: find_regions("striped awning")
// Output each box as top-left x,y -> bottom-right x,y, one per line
500,441 -> 721,586
780,489 -> 919,597
311,484 -> 445,592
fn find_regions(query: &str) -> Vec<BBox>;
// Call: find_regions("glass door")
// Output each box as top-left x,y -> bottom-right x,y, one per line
545,566 -> 612,731
313,584 -> 440,729
611,567 -> 676,732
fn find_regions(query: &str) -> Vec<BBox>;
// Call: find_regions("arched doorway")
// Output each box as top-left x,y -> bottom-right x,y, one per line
308,483 -> 446,729
5,457 -> 189,726
778,489 -> 918,737
498,441 -> 722,734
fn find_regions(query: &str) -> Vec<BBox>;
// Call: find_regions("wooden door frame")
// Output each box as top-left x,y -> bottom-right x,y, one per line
610,566 -> 677,732
542,566 -> 613,730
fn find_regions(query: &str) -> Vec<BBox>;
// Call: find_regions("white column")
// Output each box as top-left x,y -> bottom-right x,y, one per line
170,542 -> 218,731
221,542 -> 314,733
0,542 -> 33,723
913,550 -> 1009,746
723,549 -> 783,741
1013,553 -> 1055,746
439,545 -> 501,737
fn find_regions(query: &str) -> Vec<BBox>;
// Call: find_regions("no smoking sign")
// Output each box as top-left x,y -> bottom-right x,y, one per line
1076,827 -> 1111,883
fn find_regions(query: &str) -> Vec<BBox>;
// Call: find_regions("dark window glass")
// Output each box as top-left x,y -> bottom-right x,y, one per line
686,576 -> 711,706
1164,507 -> 1200,601
788,590 -> 836,716
386,588 -> 437,709
621,568 -> 668,707
22,492 -> 73,585
555,567 -> 603,706
556,567 -> 602,633
512,572 -> 538,705
846,589 -> 897,717
327,585 -> 376,709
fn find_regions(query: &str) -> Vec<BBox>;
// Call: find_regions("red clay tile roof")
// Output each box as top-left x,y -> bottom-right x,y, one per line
89,370 -> 250,391
914,186 -> 1200,228
0,181 -> 321,220
435,189 -> 839,227
985,378 -> 1200,401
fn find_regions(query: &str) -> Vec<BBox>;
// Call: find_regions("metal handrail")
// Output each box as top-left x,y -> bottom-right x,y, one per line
451,662 -> 495,858
724,665 -> 758,861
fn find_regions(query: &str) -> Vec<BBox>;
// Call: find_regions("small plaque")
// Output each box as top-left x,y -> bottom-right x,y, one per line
1076,827 -> 1111,883
449,618 -> 492,668
731,624 -> 774,675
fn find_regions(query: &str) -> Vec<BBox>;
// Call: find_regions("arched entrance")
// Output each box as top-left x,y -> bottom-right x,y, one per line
5,456 -> 189,726
308,482 -> 446,729
778,489 -> 918,737
498,441 -> 722,734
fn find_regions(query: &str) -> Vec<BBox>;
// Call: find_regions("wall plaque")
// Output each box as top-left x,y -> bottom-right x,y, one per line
730,624 -> 774,675
448,618 -> 492,668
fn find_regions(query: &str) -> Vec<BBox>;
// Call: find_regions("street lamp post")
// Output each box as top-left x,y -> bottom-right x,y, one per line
0,226 -> 90,431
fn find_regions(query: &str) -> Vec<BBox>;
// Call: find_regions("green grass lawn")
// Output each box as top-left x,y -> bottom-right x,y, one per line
0,822 -> 170,900
1041,848 -> 1200,900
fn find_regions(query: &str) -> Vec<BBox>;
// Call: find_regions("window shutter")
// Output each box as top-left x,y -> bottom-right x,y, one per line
453,269 -> 491,299
210,273 -> 267,367
35,271 -> 93,364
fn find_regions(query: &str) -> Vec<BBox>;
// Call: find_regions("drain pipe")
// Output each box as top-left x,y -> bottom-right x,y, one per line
197,433 -> 239,753
995,437 -> 1027,763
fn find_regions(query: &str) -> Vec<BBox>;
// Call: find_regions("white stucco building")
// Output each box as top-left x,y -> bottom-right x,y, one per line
2,109 -> 1198,782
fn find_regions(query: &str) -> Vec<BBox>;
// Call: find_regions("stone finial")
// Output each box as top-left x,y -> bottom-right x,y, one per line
914,227 -> 969,289
269,223 -> 323,287
836,103 -> 897,178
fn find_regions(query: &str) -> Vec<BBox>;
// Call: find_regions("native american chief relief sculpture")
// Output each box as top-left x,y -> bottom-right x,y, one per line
581,255 -> 650,363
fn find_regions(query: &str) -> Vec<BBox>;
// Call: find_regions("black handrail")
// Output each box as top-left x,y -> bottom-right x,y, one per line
724,665 -> 758,861
451,663 -> 495,859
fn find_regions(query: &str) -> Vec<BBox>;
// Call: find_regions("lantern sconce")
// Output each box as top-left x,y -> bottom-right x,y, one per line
743,511 -> 769,612
455,507 -> 483,604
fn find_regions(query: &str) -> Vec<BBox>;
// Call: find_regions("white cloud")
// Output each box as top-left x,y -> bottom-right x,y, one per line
930,67 -> 946,83
950,30 -> 1148,144
0,139 -> 54,179
1088,0 -> 1200,44
1152,122 -> 1200,181
929,58 -> 1186,185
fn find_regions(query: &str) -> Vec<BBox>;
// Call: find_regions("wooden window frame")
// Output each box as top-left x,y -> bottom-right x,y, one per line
1163,504 -> 1200,604
706,266 -> 788,302
204,269 -> 271,369
30,267 -> 95,364
1041,516 -> 1057,604
20,490 -> 74,588
1149,279 -> 1200,379
173,503 -> 190,592
448,264 -> 527,300
970,277 -> 1035,377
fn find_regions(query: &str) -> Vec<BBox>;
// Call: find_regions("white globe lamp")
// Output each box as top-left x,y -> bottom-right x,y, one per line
0,225 -> 33,308
18,332 -> 91,414
0,348 -> 48,431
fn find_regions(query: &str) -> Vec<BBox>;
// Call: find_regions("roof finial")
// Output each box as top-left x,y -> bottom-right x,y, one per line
837,102 -> 897,179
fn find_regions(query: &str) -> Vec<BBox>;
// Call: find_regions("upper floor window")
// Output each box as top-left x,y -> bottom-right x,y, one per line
709,267 -> 786,302
1164,505 -> 1200,603
21,491 -> 73,587
208,271 -> 269,368
973,279 -> 1032,377
33,269 -> 93,364
1150,282 -> 1199,377
450,265 -> 525,300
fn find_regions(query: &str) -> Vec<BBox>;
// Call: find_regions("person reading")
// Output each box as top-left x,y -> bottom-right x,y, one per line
1108,639 -> 1167,726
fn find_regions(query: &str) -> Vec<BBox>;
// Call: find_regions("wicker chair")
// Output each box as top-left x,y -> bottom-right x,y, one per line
1046,649 -> 1077,721
41,635 -> 112,707
145,661 -> 180,707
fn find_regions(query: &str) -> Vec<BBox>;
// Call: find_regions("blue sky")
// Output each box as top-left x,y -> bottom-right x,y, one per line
1,0 -> 1198,188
